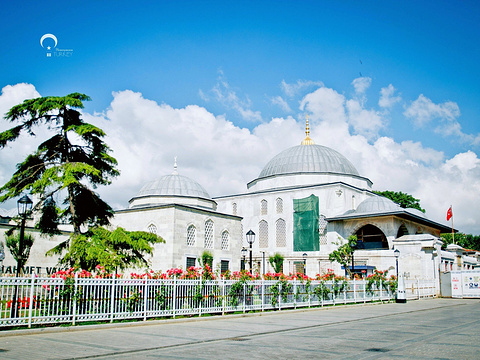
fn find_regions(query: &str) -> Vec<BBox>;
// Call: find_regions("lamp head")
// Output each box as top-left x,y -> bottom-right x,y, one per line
17,195 -> 33,216
246,230 -> 256,245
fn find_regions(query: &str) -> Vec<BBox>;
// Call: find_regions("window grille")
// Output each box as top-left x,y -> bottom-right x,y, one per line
220,260 -> 229,274
276,219 -> 286,247
204,220 -> 214,249
187,225 -> 196,246
259,220 -> 268,248
232,203 -> 237,216
186,257 -> 196,268
276,198 -> 283,213
221,231 -> 229,250
261,199 -> 268,215
319,214 -> 328,245
147,224 -> 157,234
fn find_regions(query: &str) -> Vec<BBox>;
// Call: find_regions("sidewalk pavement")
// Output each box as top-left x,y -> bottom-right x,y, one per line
0,298 -> 478,359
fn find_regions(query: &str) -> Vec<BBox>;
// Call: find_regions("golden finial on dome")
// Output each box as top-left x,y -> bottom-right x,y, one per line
301,114 -> 315,145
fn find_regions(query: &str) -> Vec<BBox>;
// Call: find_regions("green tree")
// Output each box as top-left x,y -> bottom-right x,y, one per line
0,93 -> 119,256
269,253 -> 284,273
5,231 -> 34,273
200,250 -> 213,268
373,190 -> 425,213
49,226 -> 164,272
440,233 -> 480,251
329,235 -> 357,278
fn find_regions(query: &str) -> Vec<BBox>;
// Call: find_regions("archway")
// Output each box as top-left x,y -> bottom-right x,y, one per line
355,224 -> 388,250
397,224 -> 409,238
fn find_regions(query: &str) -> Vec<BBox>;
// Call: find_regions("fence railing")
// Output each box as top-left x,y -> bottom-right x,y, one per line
405,279 -> 437,299
0,275 -> 401,328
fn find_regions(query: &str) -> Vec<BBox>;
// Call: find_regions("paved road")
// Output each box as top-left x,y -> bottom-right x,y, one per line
0,298 -> 478,359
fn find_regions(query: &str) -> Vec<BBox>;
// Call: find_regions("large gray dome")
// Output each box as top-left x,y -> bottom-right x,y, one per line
259,144 -> 360,178
136,174 -> 211,199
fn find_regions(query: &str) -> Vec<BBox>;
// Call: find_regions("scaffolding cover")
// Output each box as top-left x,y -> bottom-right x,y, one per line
293,194 -> 320,251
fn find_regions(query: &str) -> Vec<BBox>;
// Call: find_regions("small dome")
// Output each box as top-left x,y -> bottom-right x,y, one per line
136,174 -> 211,199
405,207 -> 427,219
355,196 -> 400,214
259,144 -> 360,179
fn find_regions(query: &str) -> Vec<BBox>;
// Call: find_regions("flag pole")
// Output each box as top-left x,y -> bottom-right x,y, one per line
451,205 -> 455,245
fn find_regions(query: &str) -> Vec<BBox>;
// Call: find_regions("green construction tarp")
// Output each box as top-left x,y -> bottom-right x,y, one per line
293,194 -> 319,251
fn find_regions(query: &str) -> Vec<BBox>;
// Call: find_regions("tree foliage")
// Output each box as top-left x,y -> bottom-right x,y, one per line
440,233 -> 480,251
0,93 -> 119,237
47,226 -> 164,272
200,250 -> 213,268
373,190 -> 425,213
5,231 -> 35,272
269,253 -> 284,273
328,235 -> 357,278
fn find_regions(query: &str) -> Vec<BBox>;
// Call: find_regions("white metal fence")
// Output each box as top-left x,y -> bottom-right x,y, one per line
404,279 -> 437,299
0,275 -> 401,328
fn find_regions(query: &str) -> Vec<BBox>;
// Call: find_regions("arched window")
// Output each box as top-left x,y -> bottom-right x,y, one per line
276,198 -> 283,214
259,220 -> 268,248
187,225 -> 196,246
147,224 -> 157,234
276,219 -> 286,247
397,224 -> 409,238
261,199 -> 268,215
319,214 -> 328,245
232,203 -> 237,216
355,224 -> 388,250
204,220 -> 214,249
221,231 -> 229,250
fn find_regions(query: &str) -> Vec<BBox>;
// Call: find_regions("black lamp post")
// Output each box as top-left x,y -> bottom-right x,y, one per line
11,195 -> 33,318
241,247 -> 247,271
246,230 -> 255,272
394,248 -> 400,279
302,253 -> 307,274
262,251 -> 266,275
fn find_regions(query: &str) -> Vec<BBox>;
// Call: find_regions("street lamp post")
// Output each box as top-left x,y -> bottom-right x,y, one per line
393,248 -> 406,303
241,247 -> 247,271
261,251 -> 266,275
394,248 -> 400,279
246,230 -> 255,272
11,195 -> 33,318
302,253 -> 307,275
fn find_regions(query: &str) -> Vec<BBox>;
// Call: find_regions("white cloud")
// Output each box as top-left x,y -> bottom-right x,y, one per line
352,77 -> 372,95
379,84 -> 401,108
1,82 -> 480,235
0,84 -> 42,197
404,94 -> 480,146
270,96 -> 291,112
346,99 -> 384,140
200,72 -> 262,122
281,79 -> 323,98
404,94 -> 460,127
0,83 -> 40,122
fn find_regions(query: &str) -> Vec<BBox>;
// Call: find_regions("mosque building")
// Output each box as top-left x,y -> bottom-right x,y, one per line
213,120 -> 456,282
1,121 -> 478,285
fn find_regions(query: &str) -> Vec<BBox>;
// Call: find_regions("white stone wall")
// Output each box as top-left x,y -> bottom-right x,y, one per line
0,224 -> 68,275
111,204 -> 242,273
215,181 -> 373,275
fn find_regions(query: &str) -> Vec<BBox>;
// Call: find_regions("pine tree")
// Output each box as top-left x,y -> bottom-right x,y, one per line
0,93 -> 119,250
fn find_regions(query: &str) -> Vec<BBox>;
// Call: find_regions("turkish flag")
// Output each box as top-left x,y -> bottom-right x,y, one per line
447,206 -> 453,221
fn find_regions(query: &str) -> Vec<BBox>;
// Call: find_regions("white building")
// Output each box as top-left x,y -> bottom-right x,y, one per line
1,122 -> 476,283
214,122 -> 452,280
110,161 -> 242,273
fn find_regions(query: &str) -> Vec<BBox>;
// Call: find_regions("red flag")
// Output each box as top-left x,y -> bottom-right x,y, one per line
446,206 -> 453,221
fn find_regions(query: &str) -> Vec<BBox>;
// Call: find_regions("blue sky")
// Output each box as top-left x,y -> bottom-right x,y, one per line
1,1 -> 480,233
